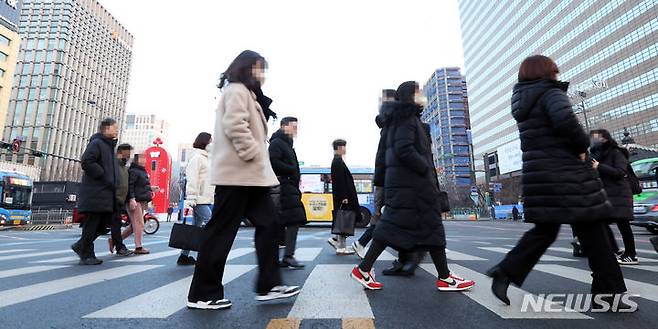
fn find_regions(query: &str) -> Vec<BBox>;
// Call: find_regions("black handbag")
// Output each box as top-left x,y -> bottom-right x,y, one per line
438,191 -> 451,213
331,205 -> 356,236
168,213 -> 205,252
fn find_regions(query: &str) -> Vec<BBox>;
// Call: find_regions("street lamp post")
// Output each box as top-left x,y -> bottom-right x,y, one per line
578,91 -> 590,131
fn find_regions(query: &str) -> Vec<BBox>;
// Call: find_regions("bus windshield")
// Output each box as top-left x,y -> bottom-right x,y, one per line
2,184 -> 32,210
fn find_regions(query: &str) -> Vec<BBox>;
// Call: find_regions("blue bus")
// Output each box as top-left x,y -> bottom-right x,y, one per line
299,167 -> 374,227
0,171 -> 33,226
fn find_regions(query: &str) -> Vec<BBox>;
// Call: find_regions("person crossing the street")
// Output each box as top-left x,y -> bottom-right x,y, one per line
350,81 -> 475,292
328,139 -> 361,255
122,153 -> 158,255
72,118 -> 120,265
186,50 -> 300,310
107,143 -> 134,257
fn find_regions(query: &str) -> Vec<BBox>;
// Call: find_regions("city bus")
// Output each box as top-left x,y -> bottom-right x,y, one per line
0,171 -> 33,226
300,167 -> 374,228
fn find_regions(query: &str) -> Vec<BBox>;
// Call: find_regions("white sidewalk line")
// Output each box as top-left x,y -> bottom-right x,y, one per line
293,248 -> 322,261
0,265 -> 161,308
420,264 -> 591,319
288,264 -> 374,319
0,249 -> 33,255
446,249 -> 486,261
534,264 -> 658,303
479,247 -> 576,262
548,247 -> 658,263
83,265 -> 255,319
0,265 -> 70,279
31,240 -> 171,264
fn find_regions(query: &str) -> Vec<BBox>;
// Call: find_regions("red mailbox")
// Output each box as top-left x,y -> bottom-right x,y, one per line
144,138 -> 171,214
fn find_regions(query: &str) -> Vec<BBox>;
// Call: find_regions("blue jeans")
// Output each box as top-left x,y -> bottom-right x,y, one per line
181,204 -> 212,256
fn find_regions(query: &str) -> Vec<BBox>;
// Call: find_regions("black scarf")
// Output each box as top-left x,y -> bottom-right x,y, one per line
253,87 -> 277,122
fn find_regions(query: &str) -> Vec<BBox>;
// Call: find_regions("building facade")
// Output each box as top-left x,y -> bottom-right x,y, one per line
421,67 -> 473,188
121,113 -> 170,154
459,0 -> 658,180
2,0 -> 133,181
0,0 -> 21,133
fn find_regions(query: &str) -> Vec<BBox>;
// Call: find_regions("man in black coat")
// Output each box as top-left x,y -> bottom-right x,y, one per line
269,117 -> 307,268
72,118 -> 120,265
329,139 -> 361,255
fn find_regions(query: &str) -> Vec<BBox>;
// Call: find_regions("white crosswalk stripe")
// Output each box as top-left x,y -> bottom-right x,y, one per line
0,265 -> 161,308
294,248 -> 322,261
0,249 -> 33,255
114,250 -> 181,263
534,264 -> 658,303
547,247 -> 658,263
288,264 -> 374,319
0,249 -> 73,262
31,240 -> 171,264
83,265 -> 255,319
0,265 -> 70,279
446,249 -> 486,261
419,264 -> 591,319
479,247 -> 576,262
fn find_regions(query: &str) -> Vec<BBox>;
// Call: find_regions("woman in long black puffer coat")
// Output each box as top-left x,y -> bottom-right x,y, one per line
349,81 -> 475,292
590,129 -> 637,265
486,55 -> 628,310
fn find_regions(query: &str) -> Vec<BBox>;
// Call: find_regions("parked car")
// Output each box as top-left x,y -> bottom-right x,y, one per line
632,188 -> 658,234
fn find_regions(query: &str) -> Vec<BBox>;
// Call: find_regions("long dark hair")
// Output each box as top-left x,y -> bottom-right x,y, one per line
590,129 -> 619,148
218,50 -> 267,91
395,81 -> 419,104
192,132 -> 212,150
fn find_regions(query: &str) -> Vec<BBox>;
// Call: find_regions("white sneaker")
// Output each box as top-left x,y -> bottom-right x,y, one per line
327,237 -> 339,249
336,247 -> 355,255
186,299 -> 232,310
352,241 -> 366,259
256,285 -> 301,301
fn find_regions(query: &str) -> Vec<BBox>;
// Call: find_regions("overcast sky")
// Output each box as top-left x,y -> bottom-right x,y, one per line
99,0 -> 465,167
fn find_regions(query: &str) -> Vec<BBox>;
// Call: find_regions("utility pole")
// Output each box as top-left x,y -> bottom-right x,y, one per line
578,91 -> 589,131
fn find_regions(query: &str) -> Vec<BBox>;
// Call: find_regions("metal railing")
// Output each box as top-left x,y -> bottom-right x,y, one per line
30,209 -> 73,225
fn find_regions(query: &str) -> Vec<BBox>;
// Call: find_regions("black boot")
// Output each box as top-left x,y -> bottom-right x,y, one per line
177,255 -> 196,266
486,266 -> 511,305
71,242 -> 82,259
382,260 -> 405,276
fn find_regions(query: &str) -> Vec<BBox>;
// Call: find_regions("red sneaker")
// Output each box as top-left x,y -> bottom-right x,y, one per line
351,266 -> 383,290
436,274 -> 475,291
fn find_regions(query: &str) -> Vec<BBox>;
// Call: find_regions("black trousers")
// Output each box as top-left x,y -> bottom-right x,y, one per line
76,212 -> 112,259
283,225 -> 299,258
188,186 -> 283,301
498,222 -> 627,294
110,204 -> 127,251
358,224 -> 375,247
605,219 -> 636,257
359,239 -> 450,278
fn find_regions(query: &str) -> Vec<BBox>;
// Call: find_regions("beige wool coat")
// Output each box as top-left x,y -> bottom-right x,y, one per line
210,82 -> 279,187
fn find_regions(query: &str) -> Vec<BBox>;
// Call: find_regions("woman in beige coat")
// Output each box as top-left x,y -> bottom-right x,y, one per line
186,50 -> 300,310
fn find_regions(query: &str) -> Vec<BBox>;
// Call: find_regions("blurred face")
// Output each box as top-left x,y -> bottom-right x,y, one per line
103,123 -> 118,139
283,121 -> 298,138
137,154 -> 146,167
252,60 -> 266,86
117,149 -> 132,160
414,88 -> 428,107
591,133 -> 606,143
336,145 -> 346,156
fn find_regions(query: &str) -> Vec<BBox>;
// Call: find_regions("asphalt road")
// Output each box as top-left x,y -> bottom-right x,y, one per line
0,220 -> 656,329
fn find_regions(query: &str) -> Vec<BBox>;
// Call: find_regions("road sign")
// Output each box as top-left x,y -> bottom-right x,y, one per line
11,139 -> 21,153
470,186 -> 478,195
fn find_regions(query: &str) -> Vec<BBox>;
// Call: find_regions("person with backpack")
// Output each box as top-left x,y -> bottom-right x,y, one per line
590,129 -> 639,265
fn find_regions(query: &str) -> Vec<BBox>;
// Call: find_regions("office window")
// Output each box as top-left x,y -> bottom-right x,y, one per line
0,35 -> 9,46
0,68 -> 4,78
0,51 -> 7,62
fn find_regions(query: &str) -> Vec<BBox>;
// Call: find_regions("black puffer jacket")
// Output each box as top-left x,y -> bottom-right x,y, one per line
511,79 -> 611,223
373,101 -> 396,187
269,129 -> 307,226
78,133 -> 118,213
128,163 -> 153,203
373,102 -> 446,250
591,143 -> 633,220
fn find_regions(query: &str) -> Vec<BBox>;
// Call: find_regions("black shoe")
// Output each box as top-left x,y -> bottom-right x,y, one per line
382,260 -> 404,276
115,248 -> 134,257
177,255 -> 196,266
79,257 -> 103,265
486,266 -> 511,305
571,241 -> 585,258
399,261 -> 419,276
71,242 -> 82,259
280,257 -> 305,269
255,286 -> 301,301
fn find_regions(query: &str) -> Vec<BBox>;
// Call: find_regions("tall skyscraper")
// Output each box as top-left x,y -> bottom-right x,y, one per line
121,113 -> 170,154
421,67 -> 473,188
2,0 -> 133,181
459,0 -> 658,179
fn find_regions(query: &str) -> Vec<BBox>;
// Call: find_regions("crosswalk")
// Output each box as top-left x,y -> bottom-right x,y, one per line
0,238 -> 656,324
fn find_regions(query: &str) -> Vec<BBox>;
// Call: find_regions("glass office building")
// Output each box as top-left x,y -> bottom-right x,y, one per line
2,0 -> 133,181
421,67 -> 473,188
459,0 -> 658,176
